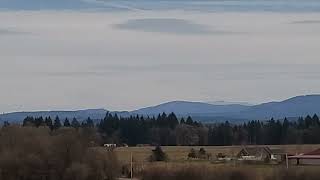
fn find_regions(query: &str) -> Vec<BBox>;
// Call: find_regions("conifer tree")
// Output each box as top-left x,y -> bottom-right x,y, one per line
149,146 -> 167,162
85,117 -> 94,128
53,116 -> 62,130
180,117 -> 185,124
64,118 -> 71,127
71,117 -> 80,129
45,117 -> 53,130
186,116 -> 193,125
34,117 -> 44,127
23,116 -> 35,127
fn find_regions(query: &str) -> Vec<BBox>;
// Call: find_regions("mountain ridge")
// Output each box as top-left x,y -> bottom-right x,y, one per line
1,95 -> 320,123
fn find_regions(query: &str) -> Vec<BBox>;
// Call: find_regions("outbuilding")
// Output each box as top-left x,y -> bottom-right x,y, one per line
237,146 -> 272,161
288,148 -> 320,165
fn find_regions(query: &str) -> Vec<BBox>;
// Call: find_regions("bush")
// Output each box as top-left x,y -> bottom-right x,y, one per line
188,148 -> 197,159
188,148 -> 210,160
217,153 -> 226,158
149,146 -> 168,162
199,148 -> 206,155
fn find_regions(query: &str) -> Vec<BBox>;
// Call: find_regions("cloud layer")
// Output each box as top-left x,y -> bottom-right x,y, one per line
1,11 -> 320,112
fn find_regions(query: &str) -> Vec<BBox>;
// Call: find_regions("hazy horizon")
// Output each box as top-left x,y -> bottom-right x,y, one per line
1,0 -> 320,113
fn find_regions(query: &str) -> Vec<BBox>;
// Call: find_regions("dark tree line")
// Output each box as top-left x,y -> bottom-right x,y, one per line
20,113 -> 205,146
17,113 -> 320,146
23,116 -> 94,130
209,114 -> 320,145
97,112 -> 204,146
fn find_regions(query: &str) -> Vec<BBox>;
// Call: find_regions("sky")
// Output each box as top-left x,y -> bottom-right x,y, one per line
1,0 -> 320,112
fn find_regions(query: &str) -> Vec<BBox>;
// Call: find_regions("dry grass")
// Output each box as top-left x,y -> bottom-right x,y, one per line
110,144 -> 320,178
141,164 -> 320,180
141,165 -> 262,180
113,144 -> 320,164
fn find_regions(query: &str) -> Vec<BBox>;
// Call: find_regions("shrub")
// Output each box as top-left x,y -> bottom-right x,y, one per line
149,146 -> 168,162
187,148 -> 210,160
217,153 -> 226,158
199,148 -> 206,155
188,148 -> 197,159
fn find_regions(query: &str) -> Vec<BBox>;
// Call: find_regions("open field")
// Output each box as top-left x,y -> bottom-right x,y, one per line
113,144 -> 320,164
110,145 -> 320,179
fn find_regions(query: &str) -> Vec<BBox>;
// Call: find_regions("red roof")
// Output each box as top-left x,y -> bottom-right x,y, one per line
304,148 -> 320,155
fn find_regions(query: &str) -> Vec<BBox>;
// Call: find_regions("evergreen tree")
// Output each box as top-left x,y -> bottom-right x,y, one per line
45,117 -> 53,130
297,117 -> 305,129
312,114 -> 320,127
3,121 -> 10,127
23,116 -> 35,127
186,116 -> 193,125
100,114 -> 119,135
149,146 -> 167,162
63,118 -> 71,127
53,116 -> 62,130
180,117 -> 185,124
81,117 -> 94,128
71,117 -> 80,129
223,121 -> 233,145
281,118 -> 290,144
34,117 -> 44,127
167,112 -> 179,129
305,115 -> 313,128
85,117 -> 94,128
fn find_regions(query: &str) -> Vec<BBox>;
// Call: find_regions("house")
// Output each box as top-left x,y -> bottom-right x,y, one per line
269,148 -> 288,162
104,144 -> 117,148
103,144 -> 117,151
237,146 -> 286,163
237,146 -> 272,161
288,148 -> 320,165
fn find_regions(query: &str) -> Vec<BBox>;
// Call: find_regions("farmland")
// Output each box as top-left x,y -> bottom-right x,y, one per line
112,144 -> 320,180
114,144 -> 320,164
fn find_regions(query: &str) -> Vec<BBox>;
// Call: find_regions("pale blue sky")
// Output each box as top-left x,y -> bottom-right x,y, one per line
1,1 -> 320,112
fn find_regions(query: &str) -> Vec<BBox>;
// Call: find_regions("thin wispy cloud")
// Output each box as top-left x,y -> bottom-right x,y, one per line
81,0 -> 143,11
113,18 -> 233,35
0,28 -> 27,36
291,20 -> 320,24
25,63 -> 320,81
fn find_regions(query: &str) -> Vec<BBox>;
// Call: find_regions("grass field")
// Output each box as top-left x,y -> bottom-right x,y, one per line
104,144 -> 320,179
113,144 -> 320,164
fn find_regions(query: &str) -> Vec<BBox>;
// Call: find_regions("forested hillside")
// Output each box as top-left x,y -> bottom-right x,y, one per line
8,113 -> 320,146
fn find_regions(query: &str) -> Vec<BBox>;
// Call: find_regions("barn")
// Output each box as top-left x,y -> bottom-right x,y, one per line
237,146 -> 286,163
237,147 -> 272,161
288,148 -> 320,165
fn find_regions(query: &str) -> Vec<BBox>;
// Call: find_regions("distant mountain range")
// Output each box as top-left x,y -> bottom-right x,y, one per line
0,109 -> 108,124
1,95 -> 320,124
